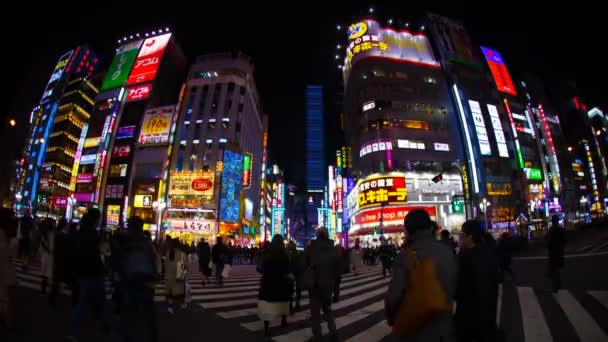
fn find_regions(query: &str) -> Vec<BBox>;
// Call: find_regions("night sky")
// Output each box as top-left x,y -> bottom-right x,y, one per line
3,2 -> 606,189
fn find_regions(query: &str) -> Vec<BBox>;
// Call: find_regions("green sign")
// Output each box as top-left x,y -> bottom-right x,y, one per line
451,198 -> 464,214
101,40 -> 142,91
525,167 -> 542,180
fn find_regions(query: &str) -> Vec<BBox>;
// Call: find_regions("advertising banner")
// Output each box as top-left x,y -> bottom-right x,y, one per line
344,19 -> 440,76
170,198 -> 205,208
355,173 -> 407,210
112,145 -> 131,158
41,50 -> 74,102
138,106 -> 174,145
107,205 -> 120,225
127,33 -> 171,86
101,40 -> 142,91
126,83 -> 152,102
427,13 -> 477,65
77,173 -> 94,183
134,194 -> 152,208
481,46 -> 517,96
468,100 -> 492,156
242,153 -> 253,188
83,137 -> 101,148
353,205 -> 437,225
116,125 -> 136,139
166,219 -> 216,234
168,171 -> 215,198
79,154 -> 96,165
220,150 -> 244,223
487,104 -> 509,158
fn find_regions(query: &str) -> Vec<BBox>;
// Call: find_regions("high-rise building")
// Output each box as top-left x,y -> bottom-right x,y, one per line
341,18 -> 465,244
167,52 -> 263,245
305,85 -> 325,193
17,46 -> 100,216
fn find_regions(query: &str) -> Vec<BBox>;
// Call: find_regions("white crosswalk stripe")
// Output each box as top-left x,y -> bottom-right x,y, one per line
10,259 -> 608,342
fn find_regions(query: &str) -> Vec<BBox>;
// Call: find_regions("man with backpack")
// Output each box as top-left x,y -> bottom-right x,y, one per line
304,228 -> 340,342
384,210 -> 458,340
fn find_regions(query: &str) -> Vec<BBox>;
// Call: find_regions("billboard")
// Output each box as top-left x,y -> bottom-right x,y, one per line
242,153 -> 253,188
468,100 -> 492,156
80,154 -> 96,165
344,19 -> 440,76
168,171 -> 215,198
101,40 -> 142,91
170,198 -> 206,208
83,137 -> 101,148
360,140 -> 393,157
77,173 -> 94,183
138,106 -> 174,145
134,194 -> 153,208
107,205 -> 121,225
355,173 -> 407,211
116,125 -> 136,139
127,33 -> 171,86
427,13 -> 476,65
126,83 -> 152,102
353,205 -> 437,226
481,47 -> 517,96
41,50 -> 74,102
487,104 -> 509,158
166,219 -> 215,233
220,150 -> 243,223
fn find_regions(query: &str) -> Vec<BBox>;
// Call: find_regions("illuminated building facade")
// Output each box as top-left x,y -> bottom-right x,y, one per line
305,85 -> 325,192
168,52 -> 263,243
17,46 -> 100,215
341,18 -> 466,243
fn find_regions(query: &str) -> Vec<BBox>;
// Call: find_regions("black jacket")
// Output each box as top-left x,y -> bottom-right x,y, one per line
258,251 -> 291,302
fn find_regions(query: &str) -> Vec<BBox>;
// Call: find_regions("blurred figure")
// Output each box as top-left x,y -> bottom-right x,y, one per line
305,228 -> 339,342
287,240 -> 304,312
385,209 -> 457,341
350,238 -> 366,276
49,218 -> 68,308
497,232 -> 515,280
120,217 -> 159,342
440,229 -> 457,254
164,236 -> 187,314
0,208 -> 17,330
17,215 -> 34,270
546,216 -> 566,293
67,208 -> 109,342
333,243 -> 347,303
379,238 -> 396,278
64,222 -> 80,307
454,220 -> 501,342
212,237 -> 228,286
39,219 -> 56,294
257,235 -> 291,337
196,238 -> 211,286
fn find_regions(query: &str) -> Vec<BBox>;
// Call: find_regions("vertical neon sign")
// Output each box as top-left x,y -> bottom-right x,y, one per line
453,85 -> 479,194
503,99 -> 525,169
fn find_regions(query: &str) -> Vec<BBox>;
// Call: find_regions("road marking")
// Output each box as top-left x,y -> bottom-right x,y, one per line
514,251 -> 608,260
589,240 -> 608,253
589,290 -> 608,310
273,300 -> 385,342
241,285 -> 388,331
497,284 -> 503,326
517,287 -> 553,342
555,290 -> 607,342
344,319 -> 390,342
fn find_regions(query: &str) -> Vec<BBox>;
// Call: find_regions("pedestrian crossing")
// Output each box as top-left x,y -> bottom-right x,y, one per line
10,258 -> 608,342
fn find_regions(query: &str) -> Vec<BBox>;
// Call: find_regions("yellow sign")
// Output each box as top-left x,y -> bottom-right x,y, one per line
107,205 -> 120,226
348,21 -> 368,40
169,171 -> 215,197
356,174 -> 407,210
84,137 -> 101,148
138,106 -> 174,145
134,194 -> 153,208
142,115 -> 170,135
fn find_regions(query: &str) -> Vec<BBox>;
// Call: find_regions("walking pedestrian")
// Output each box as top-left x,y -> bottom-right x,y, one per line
385,209 -> 457,340
49,218 -> 68,308
258,235 -> 291,337
0,208 -> 17,330
211,237 -> 228,286
454,220 -> 501,342
66,208 -> 110,342
379,238 -> 395,278
196,238 -> 211,285
164,237 -> 187,315
39,219 -> 55,294
304,228 -> 339,342
350,238 -> 366,276
287,240 -> 304,312
120,217 -> 159,342
333,243 -> 347,303
497,232 -> 515,280
17,215 -> 33,271
546,215 -> 566,293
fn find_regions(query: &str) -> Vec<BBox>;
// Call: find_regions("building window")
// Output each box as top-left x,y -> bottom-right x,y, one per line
222,118 -> 230,128
208,118 -> 216,129
219,138 -> 227,144
424,76 -> 437,84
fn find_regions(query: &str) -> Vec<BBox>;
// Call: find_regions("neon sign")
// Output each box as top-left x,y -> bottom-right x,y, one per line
481,46 -> 517,96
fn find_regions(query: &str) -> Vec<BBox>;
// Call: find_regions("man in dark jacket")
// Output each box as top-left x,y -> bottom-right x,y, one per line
546,215 -> 566,293
212,237 -> 228,286
197,238 -> 211,285
304,228 -> 339,342
454,220 -> 501,342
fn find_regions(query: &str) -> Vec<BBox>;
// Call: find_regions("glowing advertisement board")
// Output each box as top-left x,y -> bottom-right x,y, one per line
116,125 -> 136,139
127,33 -> 171,86
83,137 -> 101,148
487,104 -> 509,158
355,173 -> 407,211
80,154 -> 96,165
107,205 -> 121,226
166,219 -> 215,233
359,140 -> 393,157
69,123 -> 89,191
101,40 -> 142,91
138,106 -> 174,145
126,83 -> 152,102
468,100 -> 492,156
354,205 -> 437,226
41,50 -> 74,102
220,150 -> 243,223
134,194 -> 153,208
168,171 -> 215,198
242,153 -> 253,188
481,46 -> 517,96
344,20 -> 440,73
524,167 -> 542,181
105,184 -> 125,199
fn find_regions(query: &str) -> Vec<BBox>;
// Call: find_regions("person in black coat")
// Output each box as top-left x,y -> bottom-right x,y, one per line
257,234 -> 291,337
546,216 -> 566,293
454,220 -> 501,342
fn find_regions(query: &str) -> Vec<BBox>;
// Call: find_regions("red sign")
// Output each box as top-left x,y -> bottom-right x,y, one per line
127,33 -> 171,86
77,173 -> 94,183
170,198 -> 204,208
126,84 -> 152,101
192,178 -> 213,191
51,196 -> 68,208
353,205 -> 437,225
112,145 -> 131,158
481,47 -> 517,96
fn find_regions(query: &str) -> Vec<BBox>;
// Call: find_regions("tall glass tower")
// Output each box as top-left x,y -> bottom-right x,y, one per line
305,85 -> 324,192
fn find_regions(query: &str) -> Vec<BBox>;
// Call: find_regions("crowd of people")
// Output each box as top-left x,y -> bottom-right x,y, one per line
0,207 -> 566,342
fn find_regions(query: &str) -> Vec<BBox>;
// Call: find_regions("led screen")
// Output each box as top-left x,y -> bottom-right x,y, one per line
127,33 -> 171,86
468,100 -> 492,156
138,106 -> 174,145
101,40 -> 142,91
481,46 -> 517,96
219,150 -> 243,223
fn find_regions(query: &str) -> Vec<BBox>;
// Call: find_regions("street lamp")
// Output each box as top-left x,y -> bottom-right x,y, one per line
9,119 -> 16,127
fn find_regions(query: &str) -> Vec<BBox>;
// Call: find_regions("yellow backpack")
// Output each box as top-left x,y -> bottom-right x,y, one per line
392,248 -> 451,337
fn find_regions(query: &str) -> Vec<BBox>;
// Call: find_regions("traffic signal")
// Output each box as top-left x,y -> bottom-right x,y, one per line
451,198 -> 464,213
432,174 -> 443,183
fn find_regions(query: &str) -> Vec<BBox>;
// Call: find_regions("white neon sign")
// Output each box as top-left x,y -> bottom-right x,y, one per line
453,85 -> 479,194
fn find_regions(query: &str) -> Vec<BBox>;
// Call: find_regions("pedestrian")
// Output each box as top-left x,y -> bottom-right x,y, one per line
39,218 -> 55,294
440,229 -> 457,254
385,209 -> 457,340
257,235 -> 291,337
497,232 -> 515,280
164,236 -> 187,315
333,243 -> 347,303
350,238 -> 366,276
287,240 -> 304,312
196,238 -> 212,286
67,208 -> 110,342
304,227 -> 339,342
0,208 -> 17,330
546,215 -> 566,293
64,222 -> 80,307
454,220 -> 501,342
120,217 -> 159,342
49,218 -> 68,308
211,236 -> 228,286
17,215 -> 33,271
379,238 -> 395,278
